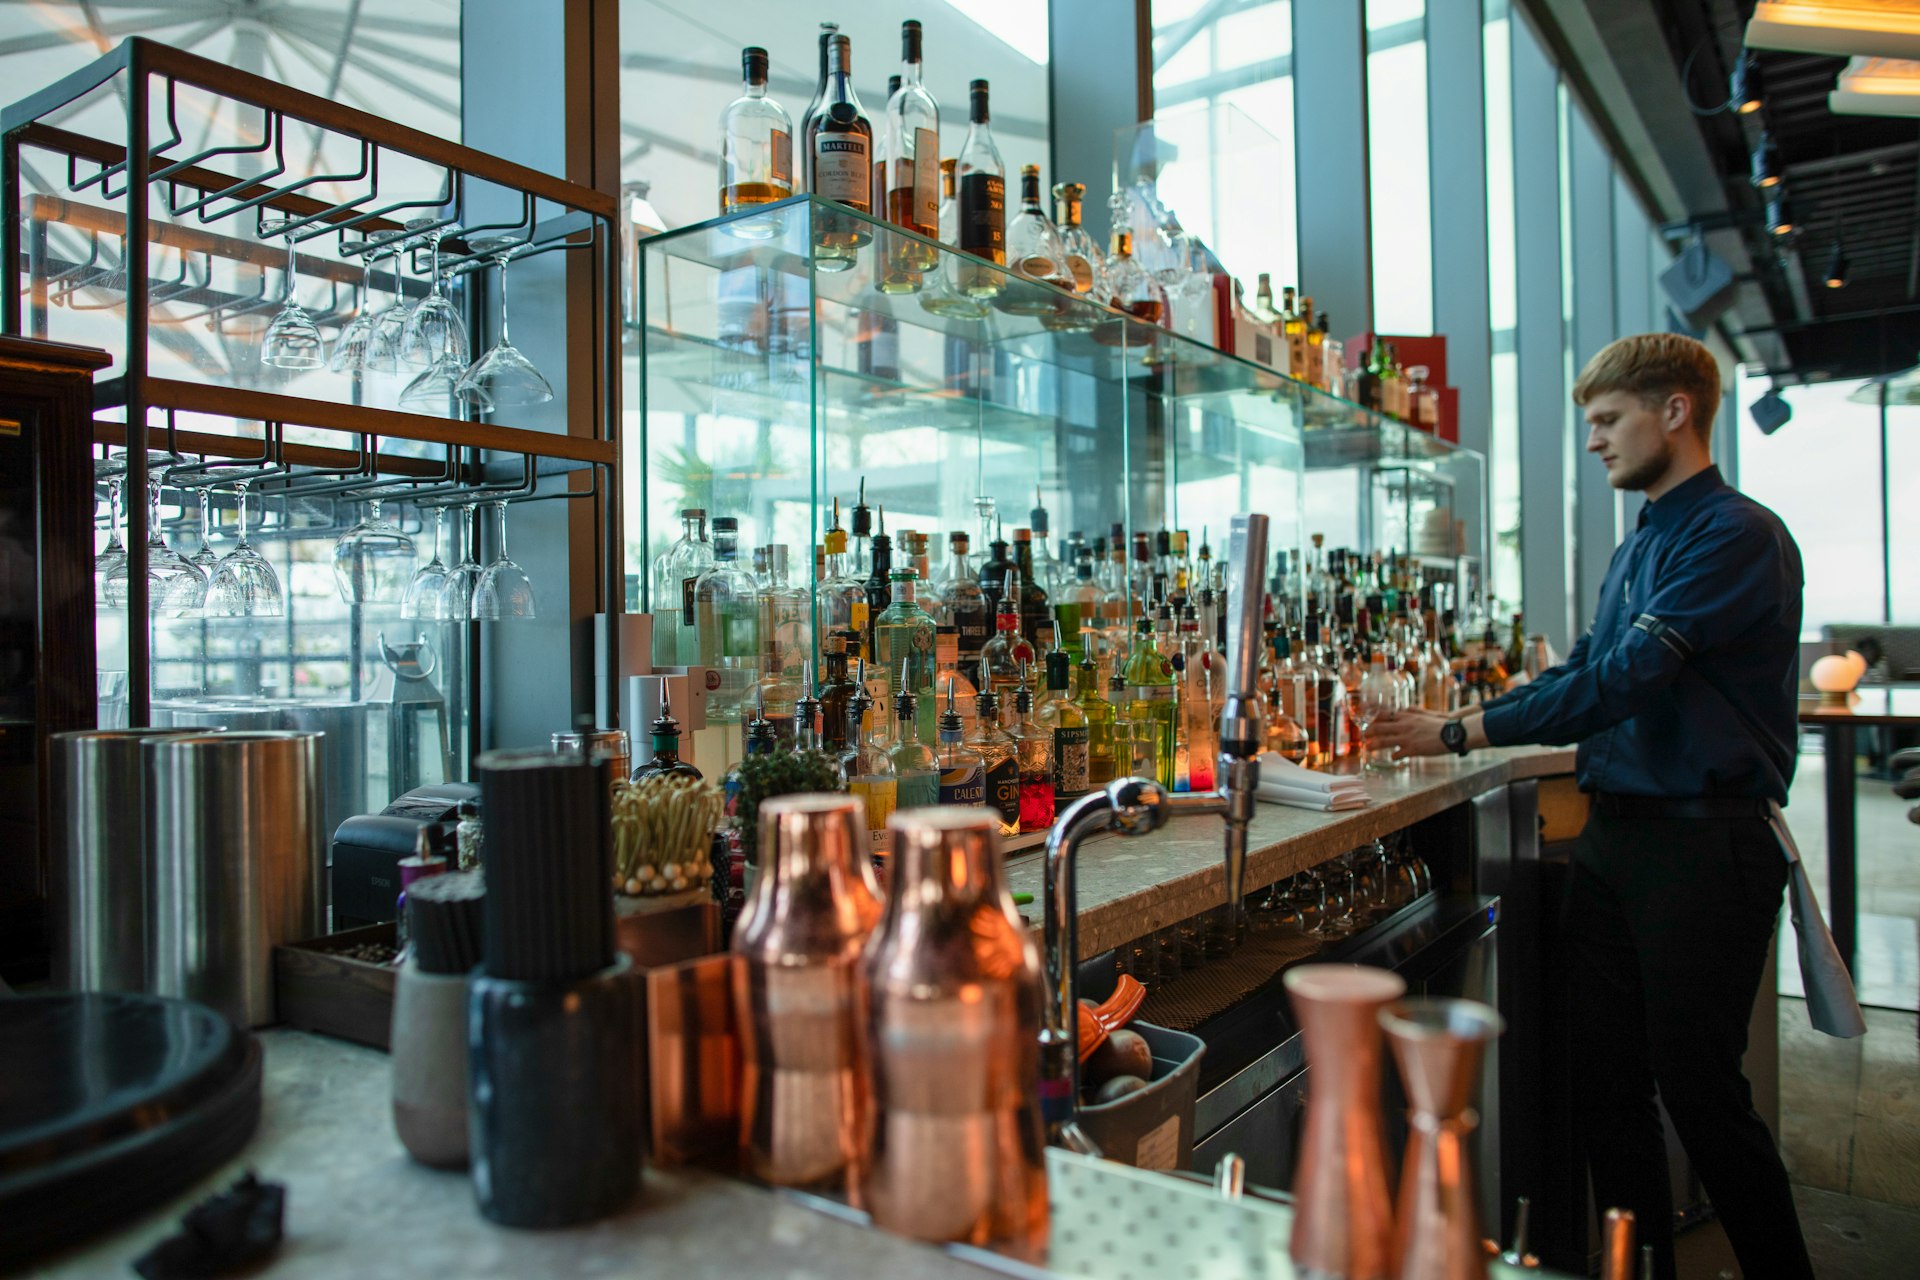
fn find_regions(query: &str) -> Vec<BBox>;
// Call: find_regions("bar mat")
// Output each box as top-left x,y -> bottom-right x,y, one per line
1136,927 -> 1327,1032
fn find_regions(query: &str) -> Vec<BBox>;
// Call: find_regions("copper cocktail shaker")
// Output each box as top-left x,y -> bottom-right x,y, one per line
859,807 -> 1049,1257
1381,997 -> 1505,1280
731,793 -> 884,1192
1285,963 -> 1407,1280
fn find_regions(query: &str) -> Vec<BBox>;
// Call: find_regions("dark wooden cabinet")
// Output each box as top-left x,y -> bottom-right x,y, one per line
0,336 -> 109,982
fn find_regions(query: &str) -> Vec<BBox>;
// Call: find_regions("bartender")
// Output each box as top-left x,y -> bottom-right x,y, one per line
1370,334 -> 1812,1280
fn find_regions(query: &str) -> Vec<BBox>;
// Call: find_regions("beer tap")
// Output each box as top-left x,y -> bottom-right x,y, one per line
1040,513 -> 1269,1148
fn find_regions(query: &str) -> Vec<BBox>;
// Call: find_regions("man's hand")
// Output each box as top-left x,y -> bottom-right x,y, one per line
1368,708 -> 1491,758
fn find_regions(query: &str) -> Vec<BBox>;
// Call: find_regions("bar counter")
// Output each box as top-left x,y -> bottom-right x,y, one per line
1007,744 -> 1577,959
32,746 -> 1575,1278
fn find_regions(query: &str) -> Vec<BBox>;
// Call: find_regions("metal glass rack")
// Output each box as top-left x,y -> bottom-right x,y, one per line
4,37 -> 623,736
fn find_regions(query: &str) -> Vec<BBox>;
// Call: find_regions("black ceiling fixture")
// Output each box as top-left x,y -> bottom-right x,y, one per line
1750,131 -> 1783,187
1730,49 -> 1765,114
1825,244 -> 1849,289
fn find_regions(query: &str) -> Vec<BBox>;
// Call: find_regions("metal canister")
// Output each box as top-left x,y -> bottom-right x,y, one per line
731,793 -> 884,1192
859,807 -> 1048,1255
48,728 -> 201,993
552,728 -> 631,793
145,730 -> 327,1027
278,699 -> 371,843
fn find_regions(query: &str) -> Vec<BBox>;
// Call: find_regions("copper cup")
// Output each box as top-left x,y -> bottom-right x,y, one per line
1381,998 -> 1505,1280
1285,963 -> 1407,1280
859,806 -> 1048,1257
731,793 -> 883,1192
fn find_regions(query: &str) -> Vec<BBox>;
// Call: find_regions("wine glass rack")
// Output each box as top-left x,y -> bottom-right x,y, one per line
3,37 -> 624,726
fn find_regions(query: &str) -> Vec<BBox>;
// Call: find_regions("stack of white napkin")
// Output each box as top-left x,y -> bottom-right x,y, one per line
1252,752 -> 1372,811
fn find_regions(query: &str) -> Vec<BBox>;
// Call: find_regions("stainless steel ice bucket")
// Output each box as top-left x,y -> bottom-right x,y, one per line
48,728 -> 201,993
145,730 -> 327,1026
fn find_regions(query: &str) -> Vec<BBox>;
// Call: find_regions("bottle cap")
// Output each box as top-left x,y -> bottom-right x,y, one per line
901,18 -> 922,61
742,46 -> 769,82
1046,649 -> 1070,690
949,530 -> 970,551
975,689 -> 998,719
938,678 -> 964,739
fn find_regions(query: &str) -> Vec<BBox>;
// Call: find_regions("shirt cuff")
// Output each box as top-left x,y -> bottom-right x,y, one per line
1480,700 -> 1524,748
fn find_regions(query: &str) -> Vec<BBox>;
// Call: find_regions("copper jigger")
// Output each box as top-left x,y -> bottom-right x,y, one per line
731,793 -> 884,1192
1285,963 -> 1407,1280
1381,998 -> 1506,1280
859,807 -> 1049,1258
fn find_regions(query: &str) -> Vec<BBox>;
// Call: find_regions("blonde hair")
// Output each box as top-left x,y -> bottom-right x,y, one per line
1572,333 -> 1723,440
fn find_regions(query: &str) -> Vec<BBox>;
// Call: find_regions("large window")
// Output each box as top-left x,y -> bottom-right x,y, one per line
1734,371 -> 1895,637
1150,0 -> 1298,293
1366,0 -> 1432,336
1483,0 -> 1521,612
617,1 -> 1050,234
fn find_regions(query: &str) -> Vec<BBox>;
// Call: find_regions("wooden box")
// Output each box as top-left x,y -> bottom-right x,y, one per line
274,923 -> 400,1050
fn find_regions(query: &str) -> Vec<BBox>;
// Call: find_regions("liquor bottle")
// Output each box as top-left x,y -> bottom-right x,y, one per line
1179,603 -> 1217,792
1383,342 -> 1407,419
1029,489 -> 1064,596
797,22 -> 838,191
952,78 -> 1006,298
693,516 -> 759,729
1052,181 -> 1105,298
920,158 -> 987,321
760,542 -> 810,687
1306,615 -> 1350,761
1003,164 -> 1072,307
719,47 -> 794,221
1505,612 -> 1526,678
938,157 -> 958,245
862,507 -> 893,669
750,638 -> 800,744
1252,273 -> 1280,329
1095,194 -> 1169,341
1010,529 -> 1054,651
887,671 -> 939,813
1036,650 -> 1091,803
1421,616 -> 1454,713
1281,285 -> 1301,359
872,73 -> 900,230
1123,611 -> 1177,789
873,567 -> 937,743
1306,305 -> 1327,389
937,530 -> 991,684
818,500 -> 870,645
933,624 -> 979,736
1357,344 -> 1384,412
792,661 -> 822,751
650,507 -> 713,666
1262,682 -> 1309,764
968,690 -> 1021,837
1009,676 -> 1055,834
745,685 -> 779,757
1058,548 -> 1101,663
818,632 -> 860,753
840,684 -> 896,850
631,676 -> 705,782
807,34 -> 872,272
1296,295 -> 1319,386
856,272 -> 901,380
934,679 -> 986,808
1073,638 -> 1117,786
1318,312 -> 1342,396
884,20 -> 940,247
978,513 -> 1014,616
980,572 -> 1034,702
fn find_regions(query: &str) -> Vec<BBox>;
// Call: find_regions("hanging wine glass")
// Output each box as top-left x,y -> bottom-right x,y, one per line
95,474 -> 126,605
327,238 -> 383,379
207,477 -> 284,618
331,497 -> 417,605
400,221 -> 466,368
456,237 -> 554,409
188,487 -> 220,573
433,502 -> 484,620
365,237 -> 409,375
259,216 -> 327,370
104,479 -> 206,616
400,506 -> 452,620
471,500 -> 535,620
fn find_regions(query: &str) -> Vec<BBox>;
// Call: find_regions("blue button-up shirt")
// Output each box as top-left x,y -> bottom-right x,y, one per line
1481,465 -> 1803,802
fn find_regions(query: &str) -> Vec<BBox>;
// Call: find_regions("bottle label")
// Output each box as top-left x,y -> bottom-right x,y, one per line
722,600 -> 758,657
1065,252 -> 1093,295
681,575 -> 700,627
771,129 -> 792,187
954,603 -> 991,657
1131,684 -> 1176,702
939,763 -> 985,807
985,757 -> 1020,824
814,134 -> 871,209
958,172 -> 1005,261
890,130 -> 940,232
1053,725 -> 1090,795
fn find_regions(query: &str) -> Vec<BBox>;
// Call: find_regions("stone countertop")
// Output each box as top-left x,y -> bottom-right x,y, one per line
1003,745 -> 1576,960
26,1029 -> 1008,1280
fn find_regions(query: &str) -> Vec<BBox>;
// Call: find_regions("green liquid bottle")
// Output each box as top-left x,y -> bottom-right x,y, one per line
1123,611 -> 1177,789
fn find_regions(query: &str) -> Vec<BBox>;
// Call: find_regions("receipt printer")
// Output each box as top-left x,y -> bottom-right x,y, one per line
331,783 -> 478,929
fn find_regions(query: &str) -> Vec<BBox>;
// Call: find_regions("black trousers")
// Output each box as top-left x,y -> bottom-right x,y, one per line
1566,811 -> 1813,1280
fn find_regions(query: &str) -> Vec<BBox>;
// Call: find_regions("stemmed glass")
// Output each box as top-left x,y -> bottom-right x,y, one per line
400,507 -> 452,620
104,480 -> 205,616
471,500 -> 535,620
259,217 -> 326,370
400,221 -> 466,366
207,477 -> 284,618
1308,854 -> 1359,940
457,238 -> 553,409
433,502 -> 484,620
95,475 -> 126,603
328,238 -> 384,378
1356,660 -> 1401,771
364,237 -> 409,375
331,498 -> 416,605
188,488 -> 220,574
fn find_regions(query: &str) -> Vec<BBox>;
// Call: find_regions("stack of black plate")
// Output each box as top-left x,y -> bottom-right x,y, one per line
0,993 -> 261,1268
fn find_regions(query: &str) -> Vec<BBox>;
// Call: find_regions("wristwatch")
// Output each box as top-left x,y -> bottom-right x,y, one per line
1440,719 -> 1470,757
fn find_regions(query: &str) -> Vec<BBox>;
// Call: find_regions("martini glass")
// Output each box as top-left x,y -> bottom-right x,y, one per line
456,238 -> 553,409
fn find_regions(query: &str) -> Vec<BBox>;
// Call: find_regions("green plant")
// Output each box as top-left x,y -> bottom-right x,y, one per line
730,748 -> 844,864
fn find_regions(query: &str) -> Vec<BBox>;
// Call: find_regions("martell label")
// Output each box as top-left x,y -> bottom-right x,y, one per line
814,134 -> 871,209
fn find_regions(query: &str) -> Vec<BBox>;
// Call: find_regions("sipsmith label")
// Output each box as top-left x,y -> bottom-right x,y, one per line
1053,725 -> 1090,796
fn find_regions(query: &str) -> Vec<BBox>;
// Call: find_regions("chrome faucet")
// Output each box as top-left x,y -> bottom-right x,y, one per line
1040,513 -> 1270,1147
